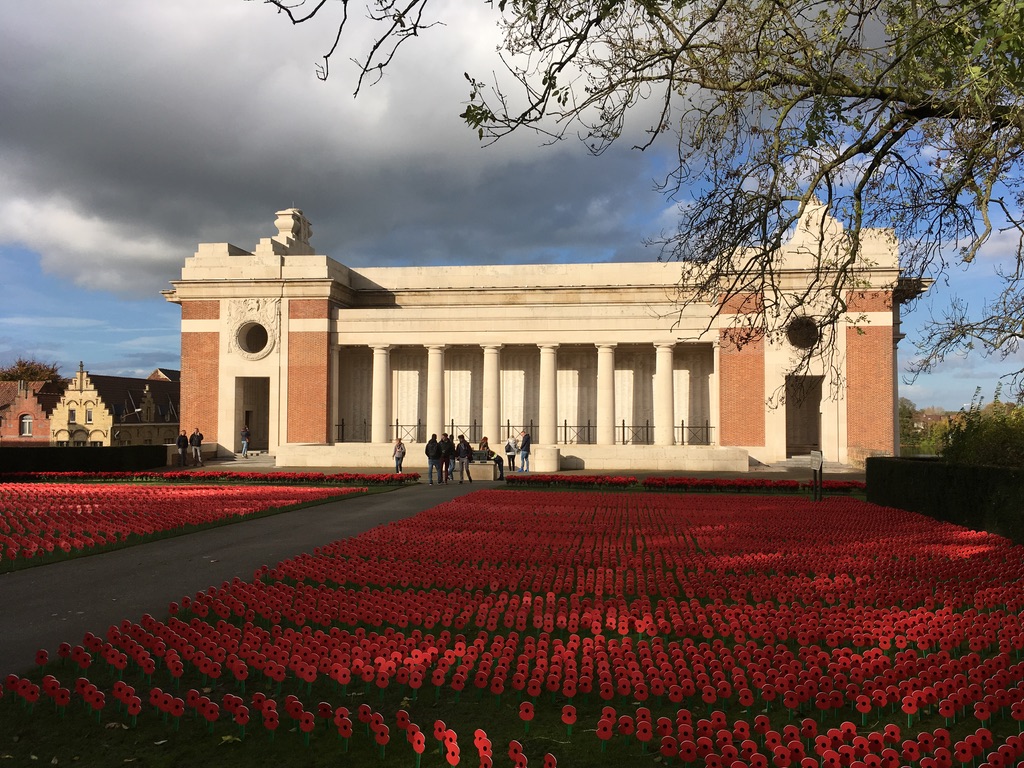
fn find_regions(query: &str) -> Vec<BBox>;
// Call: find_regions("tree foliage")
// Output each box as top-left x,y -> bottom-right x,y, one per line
941,388 -> 1024,467
0,358 -> 67,385
251,0 -> 1024,386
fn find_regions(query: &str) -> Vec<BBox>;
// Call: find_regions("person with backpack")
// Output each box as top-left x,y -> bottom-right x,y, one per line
505,434 -> 518,472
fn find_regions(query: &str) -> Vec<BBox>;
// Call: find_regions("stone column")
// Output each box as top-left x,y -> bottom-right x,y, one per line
539,344 -> 558,444
371,345 -> 391,443
596,343 -> 616,445
654,343 -> 675,446
677,364 -> 691,444
482,345 -> 502,445
710,344 -> 721,445
329,346 -> 341,444
426,345 -> 446,436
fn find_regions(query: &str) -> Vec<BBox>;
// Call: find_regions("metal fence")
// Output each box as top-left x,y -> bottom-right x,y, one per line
336,417 -> 715,445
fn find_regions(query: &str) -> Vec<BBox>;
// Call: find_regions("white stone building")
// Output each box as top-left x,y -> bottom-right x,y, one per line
164,207 -> 921,471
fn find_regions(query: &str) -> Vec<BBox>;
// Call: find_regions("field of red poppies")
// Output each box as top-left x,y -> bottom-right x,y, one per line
3,489 -> 1023,767
0,483 -> 367,568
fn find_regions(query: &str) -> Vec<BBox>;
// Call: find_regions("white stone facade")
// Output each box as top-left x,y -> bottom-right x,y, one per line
164,207 -> 915,471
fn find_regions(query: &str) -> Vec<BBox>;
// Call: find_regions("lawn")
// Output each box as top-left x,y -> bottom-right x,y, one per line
2,490 -> 1019,767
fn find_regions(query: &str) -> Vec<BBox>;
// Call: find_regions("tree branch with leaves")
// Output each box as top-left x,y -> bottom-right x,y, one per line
250,0 -> 1024,391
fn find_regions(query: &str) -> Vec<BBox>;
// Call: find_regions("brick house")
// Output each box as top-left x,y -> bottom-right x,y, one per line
0,380 -> 64,446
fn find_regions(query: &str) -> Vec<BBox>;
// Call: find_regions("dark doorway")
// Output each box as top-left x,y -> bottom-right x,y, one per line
236,377 -> 270,451
785,375 -> 822,456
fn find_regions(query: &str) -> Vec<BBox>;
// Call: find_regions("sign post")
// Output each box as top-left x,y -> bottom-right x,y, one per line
809,450 -> 824,501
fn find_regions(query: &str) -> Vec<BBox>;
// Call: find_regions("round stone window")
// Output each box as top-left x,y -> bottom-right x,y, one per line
238,322 -> 269,355
786,316 -> 819,349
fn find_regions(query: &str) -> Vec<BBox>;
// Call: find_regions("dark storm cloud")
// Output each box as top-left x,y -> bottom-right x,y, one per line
0,0 -> 674,298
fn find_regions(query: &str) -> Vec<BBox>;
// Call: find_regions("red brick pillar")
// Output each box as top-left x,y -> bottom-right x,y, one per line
287,299 -> 332,443
180,301 -> 220,437
717,293 -> 765,447
718,329 -> 765,446
846,291 -> 895,463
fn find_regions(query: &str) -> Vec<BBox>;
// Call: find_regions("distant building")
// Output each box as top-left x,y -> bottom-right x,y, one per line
0,380 -> 64,446
147,368 -> 181,383
165,206 -> 926,470
49,363 -> 180,447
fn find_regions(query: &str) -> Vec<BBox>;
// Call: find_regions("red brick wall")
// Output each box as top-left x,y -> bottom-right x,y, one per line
718,329 -> 765,446
847,291 -> 893,313
287,331 -> 330,443
289,299 -> 331,320
181,301 -> 220,321
846,325 -> 895,462
180,332 -> 219,438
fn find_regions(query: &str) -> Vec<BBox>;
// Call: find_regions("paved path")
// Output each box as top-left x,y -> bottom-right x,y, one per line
0,475 -> 483,675
0,459 -> 861,675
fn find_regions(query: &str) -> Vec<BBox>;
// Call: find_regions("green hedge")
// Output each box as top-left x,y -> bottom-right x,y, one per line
0,445 -> 168,473
866,456 -> 1024,544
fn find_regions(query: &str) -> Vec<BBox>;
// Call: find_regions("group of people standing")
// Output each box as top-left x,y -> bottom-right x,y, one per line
410,430 -> 531,484
175,427 -> 206,467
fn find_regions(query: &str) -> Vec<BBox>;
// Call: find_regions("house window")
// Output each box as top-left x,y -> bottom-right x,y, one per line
68,408 -> 77,423
73,440 -> 85,447
90,441 -> 103,448
56,440 -> 68,447
85,409 -> 93,424
19,415 -> 33,436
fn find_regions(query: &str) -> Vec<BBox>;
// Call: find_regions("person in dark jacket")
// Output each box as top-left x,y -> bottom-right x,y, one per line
189,427 -> 204,467
176,430 -> 189,467
455,434 -> 474,484
438,433 -> 455,483
518,430 -> 531,472
424,434 -> 440,485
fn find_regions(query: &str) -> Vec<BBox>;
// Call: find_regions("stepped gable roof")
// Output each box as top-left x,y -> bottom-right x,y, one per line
87,374 -> 180,424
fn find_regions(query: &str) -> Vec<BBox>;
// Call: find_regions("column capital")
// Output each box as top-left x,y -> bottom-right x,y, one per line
425,344 -> 448,352
538,343 -> 560,350
654,342 -> 676,350
596,342 -> 618,350
371,343 -> 392,352
481,343 -> 503,351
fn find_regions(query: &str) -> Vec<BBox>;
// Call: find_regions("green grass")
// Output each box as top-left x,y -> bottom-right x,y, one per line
2,640 -> 1013,768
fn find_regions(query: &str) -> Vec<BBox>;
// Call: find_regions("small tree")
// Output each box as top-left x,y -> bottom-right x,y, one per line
941,388 -> 1024,468
0,358 -> 67,386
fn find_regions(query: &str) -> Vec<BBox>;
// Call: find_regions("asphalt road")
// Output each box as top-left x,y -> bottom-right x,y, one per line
0,478 -> 481,675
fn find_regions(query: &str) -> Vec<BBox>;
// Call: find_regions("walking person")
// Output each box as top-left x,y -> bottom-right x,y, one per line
189,427 -> 204,467
240,425 -> 251,458
424,434 -> 441,485
175,430 -> 189,467
438,433 -> 455,484
455,434 -> 473,484
518,430 -> 531,472
505,434 -> 518,472
393,438 -> 407,474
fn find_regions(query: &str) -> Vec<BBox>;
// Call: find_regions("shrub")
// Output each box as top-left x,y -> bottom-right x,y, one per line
941,388 -> 1024,468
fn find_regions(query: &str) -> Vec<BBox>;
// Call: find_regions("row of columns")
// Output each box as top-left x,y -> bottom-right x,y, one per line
367,342 -> 687,446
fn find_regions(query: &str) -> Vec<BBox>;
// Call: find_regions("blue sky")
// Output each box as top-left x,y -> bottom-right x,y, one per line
0,1 -> 1018,411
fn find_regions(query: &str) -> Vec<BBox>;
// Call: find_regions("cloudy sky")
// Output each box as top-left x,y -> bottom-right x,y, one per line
0,0 -> 1016,410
